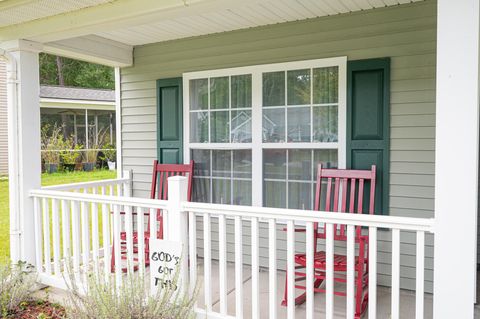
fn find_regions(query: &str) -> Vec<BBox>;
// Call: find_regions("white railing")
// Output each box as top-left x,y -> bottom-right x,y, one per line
30,175 -> 435,319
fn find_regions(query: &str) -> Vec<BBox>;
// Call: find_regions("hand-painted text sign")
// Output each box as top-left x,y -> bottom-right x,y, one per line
149,239 -> 183,296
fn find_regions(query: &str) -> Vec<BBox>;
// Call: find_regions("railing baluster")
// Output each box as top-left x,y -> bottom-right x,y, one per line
306,221 -> 314,319
81,198 -> 90,280
218,214 -> 227,315
150,208 -> 157,241
42,198 -> 52,275
113,204 -> 122,288
189,211 -> 197,299
61,200 -> 71,273
91,188 -> 100,274
203,213 -> 212,312
51,199 -> 61,276
72,201 -> 81,283
125,205 -> 134,275
269,218 -> 277,319
251,216 -> 259,319
286,220 -> 295,319
137,207 -> 145,277
33,197 -> 43,273
369,226 -> 377,319
326,222 -> 334,319
234,215 -> 243,318
101,186 -> 111,282
346,224 -> 355,319
391,229 -> 400,319
416,231 -> 425,319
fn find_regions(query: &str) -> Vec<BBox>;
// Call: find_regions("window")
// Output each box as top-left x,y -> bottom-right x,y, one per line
184,57 -> 346,209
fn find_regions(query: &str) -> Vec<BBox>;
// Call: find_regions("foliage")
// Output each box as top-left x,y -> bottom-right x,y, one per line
41,124 -> 64,164
39,53 -> 114,89
99,143 -> 116,162
59,137 -> 83,165
65,269 -> 197,319
0,261 -> 36,317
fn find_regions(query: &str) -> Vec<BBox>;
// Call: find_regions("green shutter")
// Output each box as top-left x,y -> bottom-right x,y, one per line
156,78 -> 183,164
347,58 -> 390,215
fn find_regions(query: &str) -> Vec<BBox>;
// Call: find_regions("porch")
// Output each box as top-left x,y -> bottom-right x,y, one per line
29,174 -> 434,319
1,0 -> 479,318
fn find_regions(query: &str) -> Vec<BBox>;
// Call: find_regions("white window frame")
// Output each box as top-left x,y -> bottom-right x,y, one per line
183,56 -> 347,207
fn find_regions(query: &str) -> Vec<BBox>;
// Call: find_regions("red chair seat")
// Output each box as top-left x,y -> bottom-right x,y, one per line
294,251 -> 366,271
119,231 -> 161,241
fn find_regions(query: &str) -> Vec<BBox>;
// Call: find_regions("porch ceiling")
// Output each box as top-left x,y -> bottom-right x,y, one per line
94,0 -> 425,46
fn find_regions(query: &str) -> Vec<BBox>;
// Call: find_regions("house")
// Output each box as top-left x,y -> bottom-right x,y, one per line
0,0 -> 478,318
0,78 -> 115,174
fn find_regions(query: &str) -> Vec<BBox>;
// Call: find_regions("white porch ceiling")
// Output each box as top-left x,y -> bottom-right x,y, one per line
0,0 -> 114,28
94,0 -> 425,46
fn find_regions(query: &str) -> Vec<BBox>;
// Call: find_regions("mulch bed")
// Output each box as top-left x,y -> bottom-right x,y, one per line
5,300 -> 66,319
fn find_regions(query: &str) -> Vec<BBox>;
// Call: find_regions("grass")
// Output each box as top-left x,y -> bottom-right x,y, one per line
0,170 -> 117,261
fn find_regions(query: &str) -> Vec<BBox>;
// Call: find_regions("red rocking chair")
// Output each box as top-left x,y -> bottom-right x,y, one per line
282,164 -> 376,319
110,160 -> 194,272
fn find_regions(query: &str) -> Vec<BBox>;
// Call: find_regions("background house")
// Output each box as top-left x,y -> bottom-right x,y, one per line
0,67 -> 115,174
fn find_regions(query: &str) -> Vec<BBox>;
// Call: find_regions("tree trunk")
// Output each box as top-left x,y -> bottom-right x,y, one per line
56,56 -> 64,86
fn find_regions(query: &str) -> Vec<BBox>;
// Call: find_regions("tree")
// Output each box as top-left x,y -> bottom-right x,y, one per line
39,53 -> 114,89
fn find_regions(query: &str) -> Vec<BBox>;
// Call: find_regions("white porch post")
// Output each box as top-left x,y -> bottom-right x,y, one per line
434,1 -> 480,318
1,40 -> 42,265
167,176 -> 189,294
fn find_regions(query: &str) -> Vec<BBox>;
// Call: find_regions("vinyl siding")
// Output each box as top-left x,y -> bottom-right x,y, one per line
0,59 -> 7,175
120,0 -> 436,292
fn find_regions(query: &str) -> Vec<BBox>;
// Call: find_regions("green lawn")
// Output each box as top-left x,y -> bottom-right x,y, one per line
0,170 -> 116,260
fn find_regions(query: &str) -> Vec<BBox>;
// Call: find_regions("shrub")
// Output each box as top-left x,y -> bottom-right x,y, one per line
99,143 -> 116,162
41,124 -> 63,164
59,138 -> 83,165
0,262 -> 36,317
65,271 -> 197,319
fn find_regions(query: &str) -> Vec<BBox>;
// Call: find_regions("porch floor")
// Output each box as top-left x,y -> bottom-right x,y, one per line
35,258 -> 437,318
195,259 -> 433,319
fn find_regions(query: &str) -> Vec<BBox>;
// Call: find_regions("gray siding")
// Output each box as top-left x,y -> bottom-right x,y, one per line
0,59 -> 7,175
120,0 -> 436,292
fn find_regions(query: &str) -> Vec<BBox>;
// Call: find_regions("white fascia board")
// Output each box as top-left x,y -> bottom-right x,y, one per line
43,35 -> 132,67
40,99 -> 115,111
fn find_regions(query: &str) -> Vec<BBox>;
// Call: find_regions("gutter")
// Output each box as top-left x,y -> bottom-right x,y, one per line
0,49 -> 21,263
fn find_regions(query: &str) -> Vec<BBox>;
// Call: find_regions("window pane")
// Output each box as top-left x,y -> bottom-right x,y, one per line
264,180 -> 286,208
263,108 -> 285,142
263,71 -> 285,107
313,67 -> 338,104
288,182 -> 312,210
190,112 -> 209,143
233,180 -> 252,205
212,178 -> 231,204
210,111 -> 229,143
288,149 -> 312,181
193,177 -> 210,203
233,150 -> 252,178
287,107 -> 311,142
287,69 -> 310,105
231,74 -> 252,108
212,150 -> 231,177
313,149 -> 338,177
231,110 -> 252,143
313,105 -> 338,142
191,149 -> 210,176
264,149 -> 286,179
210,77 -> 229,109
190,79 -> 208,110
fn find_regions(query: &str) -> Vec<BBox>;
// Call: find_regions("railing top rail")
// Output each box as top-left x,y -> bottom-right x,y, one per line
41,177 -> 130,191
30,189 -> 168,209
182,202 -> 435,233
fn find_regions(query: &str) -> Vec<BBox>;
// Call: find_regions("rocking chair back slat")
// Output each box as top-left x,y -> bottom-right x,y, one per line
315,164 -> 376,241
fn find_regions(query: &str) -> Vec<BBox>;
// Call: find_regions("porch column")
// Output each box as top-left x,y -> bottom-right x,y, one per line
1,40 -> 42,265
434,1 -> 479,318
